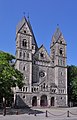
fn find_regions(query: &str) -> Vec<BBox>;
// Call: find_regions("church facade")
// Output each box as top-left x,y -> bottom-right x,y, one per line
14,16 -> 67,107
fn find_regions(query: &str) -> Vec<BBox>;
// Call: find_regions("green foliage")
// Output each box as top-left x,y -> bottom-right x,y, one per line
68,65 -> 77,102
0,51 -> 24,100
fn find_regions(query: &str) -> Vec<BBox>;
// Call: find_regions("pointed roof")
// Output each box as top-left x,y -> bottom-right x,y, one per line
16,16 -> 26,34
53,27 -> 62,42
16,16 -> 38,49
50,27 -> 66,48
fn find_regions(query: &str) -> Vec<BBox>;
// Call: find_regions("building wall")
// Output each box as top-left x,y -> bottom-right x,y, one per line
14,17 -> 67,107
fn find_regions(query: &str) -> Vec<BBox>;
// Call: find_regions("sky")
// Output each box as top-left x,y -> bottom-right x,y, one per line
0,0 -> 77,65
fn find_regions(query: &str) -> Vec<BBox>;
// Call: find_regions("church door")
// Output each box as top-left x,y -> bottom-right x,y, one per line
51,97 -> 54,106
40,95 -> 47,106
32,96 -> 37,106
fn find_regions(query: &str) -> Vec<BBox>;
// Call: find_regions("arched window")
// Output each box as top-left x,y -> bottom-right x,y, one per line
22,39 -> 27,47
26,87 -> 28,92
40,95 -> 47,106
23,87 -> 25,91
60,48 -> 63,55
60,40 -> 62,44
40,52 -> 44,58
23,66 -> 25,71
32,96 -> 37,106
23,52 -> 25,58
24,30 -> 26,33
20,51 -> 22,57
27,53 -> 29,58
43,83 -> 45,89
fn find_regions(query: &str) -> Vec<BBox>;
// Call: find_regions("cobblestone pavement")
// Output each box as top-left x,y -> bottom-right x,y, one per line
0,107 -> 77,120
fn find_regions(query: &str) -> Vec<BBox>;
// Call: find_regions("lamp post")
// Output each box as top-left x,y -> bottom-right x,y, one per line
3,97 -> 6,116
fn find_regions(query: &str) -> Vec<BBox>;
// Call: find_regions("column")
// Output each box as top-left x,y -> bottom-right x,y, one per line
47,96 -> 51,107
37,97 -> 40,107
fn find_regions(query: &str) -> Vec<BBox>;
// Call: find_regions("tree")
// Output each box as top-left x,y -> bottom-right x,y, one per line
0,51 -> 24,113
67,65 -> 77,106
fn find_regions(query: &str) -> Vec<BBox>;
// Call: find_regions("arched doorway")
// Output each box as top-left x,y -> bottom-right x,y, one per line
32,96 -> 37,106
40,95 -> 47,106
51,97 -> 54,106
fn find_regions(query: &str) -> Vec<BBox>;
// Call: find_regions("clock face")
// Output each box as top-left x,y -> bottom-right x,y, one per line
39,71 -> 45,77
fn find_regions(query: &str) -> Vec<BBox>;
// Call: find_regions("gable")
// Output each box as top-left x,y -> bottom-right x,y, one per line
16,17 -> 38,48
16,17 -> 32,35
33,45 -> 51,62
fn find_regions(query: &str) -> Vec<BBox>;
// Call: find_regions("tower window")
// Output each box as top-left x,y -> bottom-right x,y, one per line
61,72 -> 63,76
20,52 -> 22,57
34,88 -> 36,92
23,66 -> 25,71
23,52 -> 25,58
60,41 -> 62,44
52,60 -> 54,63
60,59 -> 62,65
24,30 -> 26,33
60,48 -> 62,55
40,52 -> 44,58
32,88 -> 33,92
22,39 -> 27,47
43,83 -> 45,89
41,85 -> 43,91
32,45 -> 34,49
27,53 -> 29,58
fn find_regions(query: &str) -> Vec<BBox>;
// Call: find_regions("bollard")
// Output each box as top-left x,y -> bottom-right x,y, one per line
67,110 -> 69,117
28,112 -> 30,115
16,111 -> 18,115
45,110 -> 48,117
3,109 -> 6,116
34,110 -> 36,116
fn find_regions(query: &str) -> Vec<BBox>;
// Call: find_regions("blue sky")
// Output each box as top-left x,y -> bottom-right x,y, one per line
0,0 -> 77,65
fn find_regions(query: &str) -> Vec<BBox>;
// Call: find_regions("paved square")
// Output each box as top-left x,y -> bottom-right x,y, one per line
0,107 -> 77,120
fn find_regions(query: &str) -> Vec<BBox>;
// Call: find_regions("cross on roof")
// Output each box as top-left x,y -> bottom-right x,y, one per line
23,12 -> 25,17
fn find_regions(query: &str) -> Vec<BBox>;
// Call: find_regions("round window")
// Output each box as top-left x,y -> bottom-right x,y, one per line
39,71 -> 45,77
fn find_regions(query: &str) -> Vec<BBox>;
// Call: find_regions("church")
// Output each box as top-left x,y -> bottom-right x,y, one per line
14,16 -> 67,107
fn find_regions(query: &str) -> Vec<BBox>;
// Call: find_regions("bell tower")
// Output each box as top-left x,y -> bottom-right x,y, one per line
50,27 -> 67,106
50,27 -> 67,66
15,16 -> 38,93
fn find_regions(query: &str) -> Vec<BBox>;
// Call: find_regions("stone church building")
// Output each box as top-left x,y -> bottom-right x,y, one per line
14,16 -> 67,107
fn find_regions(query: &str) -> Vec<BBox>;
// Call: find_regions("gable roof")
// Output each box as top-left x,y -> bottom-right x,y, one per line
33,45 -> 51,62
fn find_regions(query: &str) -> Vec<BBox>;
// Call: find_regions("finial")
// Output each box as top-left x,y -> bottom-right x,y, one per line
57,24 -> 59,27
23,12 -> 25,17
27,13 -> 30,21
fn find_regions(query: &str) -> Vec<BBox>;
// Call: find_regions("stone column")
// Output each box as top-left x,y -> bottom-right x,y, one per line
55,96 -> 57,107
37,97 -> 40,107
47,96 -> 51,107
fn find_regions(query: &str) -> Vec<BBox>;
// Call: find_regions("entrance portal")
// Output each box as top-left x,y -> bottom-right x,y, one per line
32,96 -> 37,106
40,95 -> 47,106
51,97 -> 54,106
